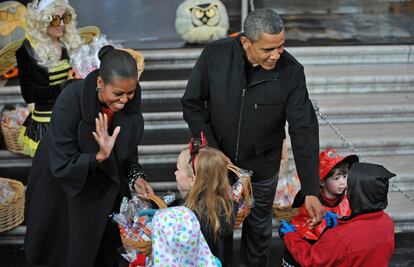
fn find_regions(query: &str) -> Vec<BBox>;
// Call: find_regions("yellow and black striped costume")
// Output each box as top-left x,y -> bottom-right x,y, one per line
16,39 -> 72,157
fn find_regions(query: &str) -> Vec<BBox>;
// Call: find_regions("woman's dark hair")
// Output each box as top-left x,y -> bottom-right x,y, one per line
98,45 -> 137,83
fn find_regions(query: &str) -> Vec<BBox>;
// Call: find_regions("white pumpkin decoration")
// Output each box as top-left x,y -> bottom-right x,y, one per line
175,0 -> 229,44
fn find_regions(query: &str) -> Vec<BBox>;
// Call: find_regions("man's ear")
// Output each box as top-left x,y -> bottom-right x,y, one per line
240,35 -> 252,50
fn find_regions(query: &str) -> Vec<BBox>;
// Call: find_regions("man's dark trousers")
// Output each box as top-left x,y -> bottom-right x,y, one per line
240,173 -> 279,267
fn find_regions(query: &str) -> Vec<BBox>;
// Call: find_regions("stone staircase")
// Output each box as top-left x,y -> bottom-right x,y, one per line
1,44 -> 414,239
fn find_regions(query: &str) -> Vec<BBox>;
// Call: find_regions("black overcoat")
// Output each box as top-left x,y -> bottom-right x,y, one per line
24,70 -> 144,267
182,35 -> 320,195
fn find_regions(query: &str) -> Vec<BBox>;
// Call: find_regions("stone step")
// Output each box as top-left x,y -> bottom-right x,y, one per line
319,121 -> 414,148
305,63 -> 414,94
315,91 -> 414,107
144,88 -> 414,121
314,91 -> 414,124
142,96 -> 414,126
141,116 -> 414,144
1,63 -> 413,112
1,121 -> 412,167
385,190 -> 414,233
139,45 -> 414,71
2,94 -> 414,125
364,154 -> 414,177
3,85 -> 413,123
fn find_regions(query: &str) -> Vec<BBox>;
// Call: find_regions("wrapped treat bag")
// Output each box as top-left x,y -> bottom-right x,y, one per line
1,105 -> 29,127
70,35 -> 119,79
273,173 -> 301,222
274,174 -> 301,208
0,180 -> 15,205
71,35 -> 145,80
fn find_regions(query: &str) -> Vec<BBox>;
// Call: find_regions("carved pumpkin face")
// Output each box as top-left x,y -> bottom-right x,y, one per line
175,0 -> 229,44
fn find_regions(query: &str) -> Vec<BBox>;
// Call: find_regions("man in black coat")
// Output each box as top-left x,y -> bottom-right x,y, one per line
182,9 -> 323,267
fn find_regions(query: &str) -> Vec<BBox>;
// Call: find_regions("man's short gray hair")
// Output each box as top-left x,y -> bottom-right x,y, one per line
243,9 -> 285,42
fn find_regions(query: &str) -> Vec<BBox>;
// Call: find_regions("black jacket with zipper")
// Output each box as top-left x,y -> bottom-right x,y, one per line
182,35 -> 320,196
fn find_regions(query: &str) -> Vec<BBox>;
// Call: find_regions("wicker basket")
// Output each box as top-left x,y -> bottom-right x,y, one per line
119,193 -> 167,255
228,164 -> 253,228
0,178 -> 25,232
273,204 -> 298,222
0,121 -> 23,155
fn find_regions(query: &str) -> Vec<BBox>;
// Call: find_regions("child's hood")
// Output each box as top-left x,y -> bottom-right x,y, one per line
346,162 -> 395,218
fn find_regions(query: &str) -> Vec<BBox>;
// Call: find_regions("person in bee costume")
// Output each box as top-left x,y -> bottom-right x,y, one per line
16,0 -> 82,157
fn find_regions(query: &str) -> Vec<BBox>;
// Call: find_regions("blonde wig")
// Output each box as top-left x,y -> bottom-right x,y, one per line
25,0 -> 82,67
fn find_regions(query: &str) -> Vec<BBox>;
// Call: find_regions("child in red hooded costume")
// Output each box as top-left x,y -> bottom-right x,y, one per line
282,148 -> 358,266
280,162 -> 395,267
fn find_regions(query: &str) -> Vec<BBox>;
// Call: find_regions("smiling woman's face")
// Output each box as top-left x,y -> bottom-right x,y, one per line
96,76 -> 136,112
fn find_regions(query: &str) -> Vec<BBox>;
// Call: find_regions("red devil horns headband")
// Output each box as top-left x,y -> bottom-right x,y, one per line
189,132 -> 208,174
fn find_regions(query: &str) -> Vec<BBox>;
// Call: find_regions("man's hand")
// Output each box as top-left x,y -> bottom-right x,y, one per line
304,195 -> 324,225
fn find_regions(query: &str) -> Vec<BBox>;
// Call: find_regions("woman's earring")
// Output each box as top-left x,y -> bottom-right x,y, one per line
96,87 -> 102,92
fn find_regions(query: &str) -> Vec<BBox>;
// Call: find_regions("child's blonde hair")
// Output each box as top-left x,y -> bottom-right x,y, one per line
183,147 -> 233,241
177,148 -> 195,180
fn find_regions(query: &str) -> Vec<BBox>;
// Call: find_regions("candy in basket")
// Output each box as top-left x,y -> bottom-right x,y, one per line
112,193 -> 170,265
228,164 -> 254,228
1,105 -> 29,155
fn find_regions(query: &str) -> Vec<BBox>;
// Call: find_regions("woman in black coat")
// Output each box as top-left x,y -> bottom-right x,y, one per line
24,46 -> 153,267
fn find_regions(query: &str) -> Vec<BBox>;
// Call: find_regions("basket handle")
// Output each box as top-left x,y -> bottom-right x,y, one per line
227,164 -> 253,216
227,164 -> 242,179
145,193 -> 167,209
